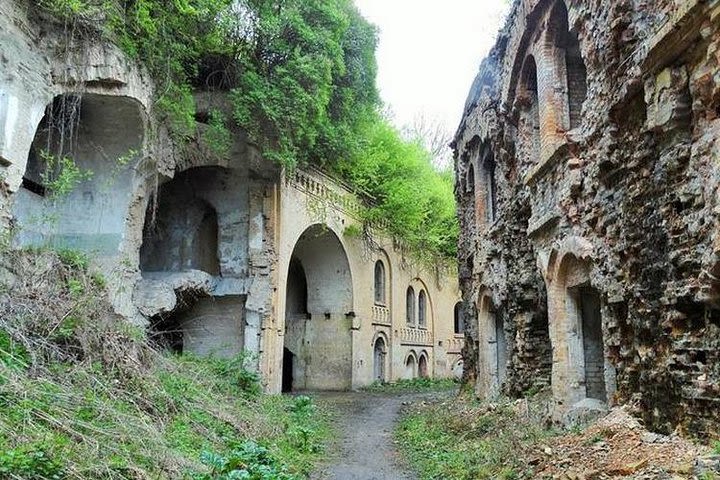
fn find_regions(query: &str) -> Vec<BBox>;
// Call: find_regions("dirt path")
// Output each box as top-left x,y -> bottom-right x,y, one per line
310,391 -> 437,480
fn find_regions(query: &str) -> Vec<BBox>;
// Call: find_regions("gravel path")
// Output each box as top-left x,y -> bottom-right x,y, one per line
309,391 -> 431,480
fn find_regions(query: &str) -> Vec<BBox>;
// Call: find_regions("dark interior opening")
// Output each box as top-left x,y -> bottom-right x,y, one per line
578,286 -> 606,402
282,348 -> 295,393
148,290 -> 206,354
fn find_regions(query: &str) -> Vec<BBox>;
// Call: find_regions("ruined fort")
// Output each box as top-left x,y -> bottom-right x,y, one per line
0,0 -> 462,393
454,0 -> 720,436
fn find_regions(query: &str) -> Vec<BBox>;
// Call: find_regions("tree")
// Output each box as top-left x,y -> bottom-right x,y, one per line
402,114 -> 453,170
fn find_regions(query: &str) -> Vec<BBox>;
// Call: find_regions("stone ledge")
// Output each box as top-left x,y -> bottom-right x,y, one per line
640,0 -> 707,75
524,141 -> 569,186
527,210 -> 561,237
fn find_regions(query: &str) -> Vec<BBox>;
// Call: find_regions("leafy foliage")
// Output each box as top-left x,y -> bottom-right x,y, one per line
195,442 -> 300,479
35,0 -> 458,260
336,120 -> 459,258
0,442 -> 65,480
39,150 -> 93,199
202,109 -> 233,159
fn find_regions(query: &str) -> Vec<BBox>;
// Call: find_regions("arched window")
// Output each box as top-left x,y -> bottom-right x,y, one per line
454,302 -> 464,334
548,0 -> 587,130
466,163 -> 475,194
520,56 -> 540,165
418,290 -> 427,328
374,260 -> 386,304
565,31 -> 587,130
406,287 -> 416,326
481,149 -> 497,223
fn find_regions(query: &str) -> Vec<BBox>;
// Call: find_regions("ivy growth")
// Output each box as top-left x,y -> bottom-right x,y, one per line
39,150 -> 93,199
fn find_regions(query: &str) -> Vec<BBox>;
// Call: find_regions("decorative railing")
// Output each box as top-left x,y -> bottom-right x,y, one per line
372,305 -> 390,325
447,336 -> 465,354
399,328 -> 434,346
287,168 -> 365,219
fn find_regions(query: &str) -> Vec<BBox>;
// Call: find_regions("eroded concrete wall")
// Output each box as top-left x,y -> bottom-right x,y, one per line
1,0 -> 462,394
180,296 -> 246,358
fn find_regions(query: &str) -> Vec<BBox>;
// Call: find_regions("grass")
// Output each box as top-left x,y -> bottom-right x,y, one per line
363,378 -> 459,394
395,394 -> 557,479
0,249 -> 332,479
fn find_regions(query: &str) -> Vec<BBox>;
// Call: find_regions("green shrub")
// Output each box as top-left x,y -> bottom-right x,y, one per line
211,354 -> 262,398
290,395 -> 315,416
0,442 -> 65,480
0,329 -> 29,370
195,441 -> 301,480
56,248 -> 89,271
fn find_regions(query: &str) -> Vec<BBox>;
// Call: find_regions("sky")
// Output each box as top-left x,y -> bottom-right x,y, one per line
354,0 -> 510,137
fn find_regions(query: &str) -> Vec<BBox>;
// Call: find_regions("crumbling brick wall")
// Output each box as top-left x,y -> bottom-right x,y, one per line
455,0 -> 720,437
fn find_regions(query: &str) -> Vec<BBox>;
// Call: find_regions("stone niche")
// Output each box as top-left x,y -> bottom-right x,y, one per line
137,165 -> 250,359
11,93 -> 144,255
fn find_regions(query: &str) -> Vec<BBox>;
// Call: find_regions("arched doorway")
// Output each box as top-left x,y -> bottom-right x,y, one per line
418,353 -> 429,378
373,336 -> 387,383
552,252 -> 611,407
283,224 -> 353,391
404,353 -> 417,380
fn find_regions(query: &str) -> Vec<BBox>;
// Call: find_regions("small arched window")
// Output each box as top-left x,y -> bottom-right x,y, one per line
418,290 -> 427,328
520,56 -> 540,164
454,302 -> 464,334
406,287 -> 416,325
466,163 -> 475,194
374,260 -> 386,304
548,0 -> 587,130
565,31 -> 587,130
481,149 -> 497,223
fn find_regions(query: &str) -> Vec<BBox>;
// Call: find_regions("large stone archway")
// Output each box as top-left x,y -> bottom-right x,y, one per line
282,224 -> 354,391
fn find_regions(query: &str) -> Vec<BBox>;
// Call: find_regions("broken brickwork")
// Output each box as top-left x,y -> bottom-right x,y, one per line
454,0 -> 720,436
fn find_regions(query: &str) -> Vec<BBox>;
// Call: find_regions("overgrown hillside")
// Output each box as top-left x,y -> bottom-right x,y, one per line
35,0 -> 458,260
0,249 -> 330,479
